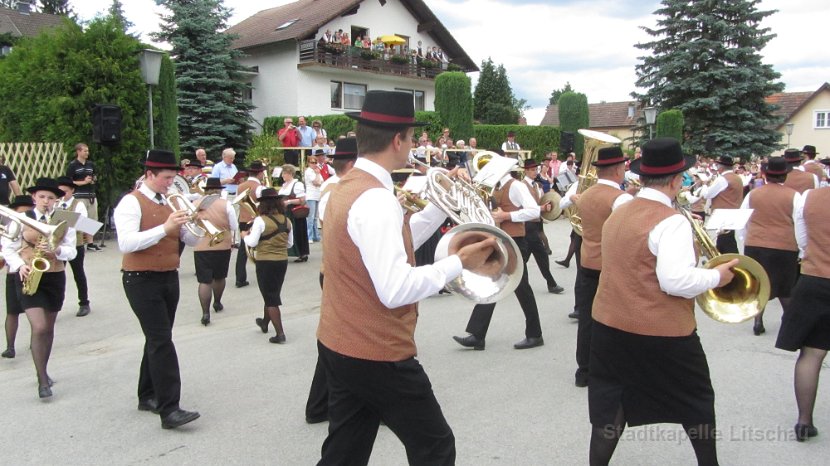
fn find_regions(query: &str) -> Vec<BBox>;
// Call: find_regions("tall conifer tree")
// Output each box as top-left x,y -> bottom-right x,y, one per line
473,57 -> 520,125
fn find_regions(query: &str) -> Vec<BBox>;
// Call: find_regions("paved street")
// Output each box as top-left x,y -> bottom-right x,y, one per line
0,217 -> 827,465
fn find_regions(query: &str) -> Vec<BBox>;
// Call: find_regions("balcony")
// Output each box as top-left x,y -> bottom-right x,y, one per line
297,40 -> 464,80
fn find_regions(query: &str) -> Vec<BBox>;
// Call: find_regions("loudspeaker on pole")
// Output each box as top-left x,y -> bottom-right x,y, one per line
92,104 -> 122,146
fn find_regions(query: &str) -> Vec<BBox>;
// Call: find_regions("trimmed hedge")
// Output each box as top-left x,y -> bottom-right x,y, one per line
558,92 -> 590,157
472,125 -> 560,160
656,109 -> 685,142
434,72 -> 474,140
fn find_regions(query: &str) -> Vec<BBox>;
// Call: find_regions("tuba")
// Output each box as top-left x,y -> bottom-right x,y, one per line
0,206 -> 69,296
678,207 -> 770,323
166,193 -> 226,247
562,129 -> 622,236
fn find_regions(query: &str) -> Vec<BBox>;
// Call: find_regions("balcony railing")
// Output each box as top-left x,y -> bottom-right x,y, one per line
298,40 -> 457,79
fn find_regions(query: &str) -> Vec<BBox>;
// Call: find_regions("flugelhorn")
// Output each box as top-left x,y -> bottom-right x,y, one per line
166,192 -> 226,247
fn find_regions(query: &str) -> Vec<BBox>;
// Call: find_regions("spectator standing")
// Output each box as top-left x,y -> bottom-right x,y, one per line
66,143 -> 100,251
278,118 -> 301,166
296,116 -> 317,150
211,148 -> 239,196
194,148 -> 208,169
0,155 -> 22,206
502,131 -> 521,153
304,157 -> 323,243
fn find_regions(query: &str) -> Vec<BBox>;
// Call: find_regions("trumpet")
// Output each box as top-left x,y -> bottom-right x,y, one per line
166,192 -> 226,247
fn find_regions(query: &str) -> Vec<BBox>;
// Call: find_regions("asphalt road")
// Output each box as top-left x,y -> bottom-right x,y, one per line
0,217 -> 827,465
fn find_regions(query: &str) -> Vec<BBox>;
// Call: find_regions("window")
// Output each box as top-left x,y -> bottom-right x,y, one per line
351,26 -> 369,45
275,19 -> 299,31
815,111 -> 829,129
331,81 -> 367,110
394,88 -> 426,111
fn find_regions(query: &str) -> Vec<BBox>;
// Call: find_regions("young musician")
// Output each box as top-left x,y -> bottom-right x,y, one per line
55,176 -> 92,317
243,188 -> 292,343
233,160 -> 266,288
783,148 -> 820,194
697,155 -> 744,254
2,195 -> 35,359
113,149 -> 200,429
1,178 -> 77,398
521,159 -> 564,294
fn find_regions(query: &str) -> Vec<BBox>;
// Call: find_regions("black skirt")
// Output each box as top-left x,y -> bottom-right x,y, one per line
15,271 -> 65,313
193,249 -> 232,284
776,275 -> 830,351
5,274 -> 22,315
589,321 -> 715,428
255,260 -> 288,306
744,246 -> 799,300
287,213 -> 309,257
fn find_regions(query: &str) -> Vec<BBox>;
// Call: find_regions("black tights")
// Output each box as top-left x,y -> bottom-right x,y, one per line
589,405 -> 719,466
197,279 -> 226,315
261,306 -> 284,337
794,346 -> 827,427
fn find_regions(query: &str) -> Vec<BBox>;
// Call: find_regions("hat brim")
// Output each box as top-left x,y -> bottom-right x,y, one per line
331,152 -> 358,159
346,112 -> 428,127
629,155 -> 696,177
716,160 -> 735,166
57,181 -> 77,189
26,186 -> 65,197
592,156 -> 628,167
143,161 -> 180,170
765,167 -> 791,175
9,201 -> 34,209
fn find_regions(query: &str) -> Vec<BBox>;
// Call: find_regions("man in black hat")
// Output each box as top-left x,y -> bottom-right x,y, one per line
570,146 -> 633,388
783,148 -> 820,194
502,130 -> 520,153
737,157 -> 800,336
233,161 -> 267,288
801,145 -> 826,184
55,176 -> 92,317
588,138 -> 738,465
316,91 -> 496,464
2,194 -> 34,359
696,154 -> 744,254
113,149 -> 201,429
521,158 -> 564,294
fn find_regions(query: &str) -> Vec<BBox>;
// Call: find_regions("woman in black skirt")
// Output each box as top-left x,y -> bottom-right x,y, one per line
776,186 -> 830,442
2,194 -> 35,359
1,178 -> 77,398
278,164 -> 309,263
243,188 -> 292,344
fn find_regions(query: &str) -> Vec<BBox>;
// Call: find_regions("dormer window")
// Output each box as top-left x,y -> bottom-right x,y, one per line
276,19 -> 299,31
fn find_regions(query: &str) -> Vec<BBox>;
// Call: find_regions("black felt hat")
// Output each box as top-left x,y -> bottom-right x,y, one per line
143,149 -> 179,169
783,148 -> 804,163
55,176 -> 76,190
204,177 -> 223,190
716,155 -> 735,166
246,161 -> 266,172
764,157 -> 791,175
186,160 -> 204,168
820,158 -> 830,166
522,158 -> 540,170
802,145 -> 819,156
629,138 -> 695,177
592,146 -> 627,166
331,137 -> 358,159
9,194 -> 34,209
259,188 -> 280,199
26,177 -> 65,197
346,91 -> 428,128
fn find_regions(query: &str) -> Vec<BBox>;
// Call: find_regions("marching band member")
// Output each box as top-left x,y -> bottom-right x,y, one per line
783,148 -> 820,193
55,176 -> 92,317
2,195 -> 34,359
454,151 -> 546,351
696,154 -> 744,254
557,179 -> 581,319
184,160 -> 206,201
244,188 -> 292,344
113,149 -> 200,429
800,145 -> 825,184
1,178 -> 77,399
521,159 -> 564,294
736,157 -> 800,336
233,161 -> 266,288
193,177 -> 238,326
316,91 -> 493,464
588,138 -> 738,465
571,147 -> 633,388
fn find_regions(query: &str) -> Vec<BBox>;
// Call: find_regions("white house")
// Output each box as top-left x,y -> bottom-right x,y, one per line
226,0 -> 477,128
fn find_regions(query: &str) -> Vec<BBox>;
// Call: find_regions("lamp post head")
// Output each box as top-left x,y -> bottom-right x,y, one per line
139,49 -> 165,86
785,122 -> 794,136
644,106 -> 657,126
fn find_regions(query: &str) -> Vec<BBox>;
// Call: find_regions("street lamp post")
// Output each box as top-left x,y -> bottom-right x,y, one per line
644,106 -> 658,140
785,123 -> 794,148
139,49 -> 164,148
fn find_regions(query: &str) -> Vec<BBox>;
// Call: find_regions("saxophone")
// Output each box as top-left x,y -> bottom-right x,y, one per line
22,236 -> 50,295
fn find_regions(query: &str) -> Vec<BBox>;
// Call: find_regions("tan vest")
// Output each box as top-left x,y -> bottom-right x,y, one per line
785,169 -> 816,194
803,161 -> 826,182
576,183 -> 625,271
317,168 -> 418,362
745,183 -> 797,251
711,172 -> 743,210
593,198 -> 697,337
236,179 -> 261,224
193,196 -> 232,251
121,192 -> 180,272
20,210 -> 66,273
255,214 -> 290,261
493,179 -> 524,237
801,188 -> 830,279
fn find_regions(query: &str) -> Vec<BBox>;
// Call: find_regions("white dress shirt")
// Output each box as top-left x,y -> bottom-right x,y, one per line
58,196 -> 88,218
278,179 -> 305,199
318,175 -> 340,223
346,158 -> 462,308
304,167 -> 322,201
735,185 -> 800,245
498,174 -> 539,222
243,215 -> 294,249
243,177 -> 265,199
1,208 -> 77,272
501,141 -> 521,151
113,184 -> 200,253
559,181 -> 579,210
793,188 -> 819,256
638,188 -> 721,298
699,170 -> 733,200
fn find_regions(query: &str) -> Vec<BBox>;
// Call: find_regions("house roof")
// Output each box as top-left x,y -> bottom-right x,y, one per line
225,0 -> 478,71
767,83 -> 830,128
0,6 -> 65,39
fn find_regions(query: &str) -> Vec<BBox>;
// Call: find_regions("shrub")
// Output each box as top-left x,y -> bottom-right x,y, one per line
472,125 -> 560,160
434,72 -> 474,140
656,109 -> 685,142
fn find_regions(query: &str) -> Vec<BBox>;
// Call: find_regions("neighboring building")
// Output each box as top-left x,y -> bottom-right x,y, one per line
225,0 -> 477,127
0,3 -> 65,56
540,101 -> 643,150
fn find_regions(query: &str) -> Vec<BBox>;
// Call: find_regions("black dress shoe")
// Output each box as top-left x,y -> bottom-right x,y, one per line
574,371 -> 589,388
76,305 -> 91,317
293,256 -> 309,263
514,337 -> 544,350
269,334 -> 286,344
452,334 -> 485,350
555,259 -> 569,268
568,310 -> 580,319
138,399 -> 160,414
235,281 -> 249,288
795,423 -> 818,441
306,414 -> 328,424
753,321 -> 766,336
161,409 -> 200,429
213,302 -> 224,312
548,285 -> 565,294
255,317 -> 269,333
201,313 -> 210,326
38,385 -> 52,399
1,348 -> 14,358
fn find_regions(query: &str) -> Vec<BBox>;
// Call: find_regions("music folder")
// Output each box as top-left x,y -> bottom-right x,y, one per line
50,210 -> 103,235
705,208 -> 753,231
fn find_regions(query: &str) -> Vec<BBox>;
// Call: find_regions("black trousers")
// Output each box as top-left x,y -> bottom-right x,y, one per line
525,221 -> 558,287
122,270 -> 182,418
67,245 -> 89,306
235,223 -> 251,284
306,273 -> 328,420
317,342 -> 455,466
716,230 -> 738,254
465,237 -> 542,339
575,267 -> 601,376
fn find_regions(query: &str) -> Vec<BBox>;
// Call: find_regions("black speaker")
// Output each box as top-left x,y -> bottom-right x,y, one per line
705,135 -> 716,153
92,104 -> 122,146
560,131 -> 574,153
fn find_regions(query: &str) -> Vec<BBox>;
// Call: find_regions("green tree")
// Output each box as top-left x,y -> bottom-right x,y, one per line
633,0 -> 784,159
434,71 -> 473,140
154,0 -> 254,161
38,0 -> 72,15
156,54 -> 179,155
558,91 -> 589,157
108,0 -> 133,32
473,58 -> 520,124
656,109 -> 685,141
549,82 -> 574,106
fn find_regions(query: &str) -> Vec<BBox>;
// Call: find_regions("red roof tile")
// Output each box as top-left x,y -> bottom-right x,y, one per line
0,6 -> 64,38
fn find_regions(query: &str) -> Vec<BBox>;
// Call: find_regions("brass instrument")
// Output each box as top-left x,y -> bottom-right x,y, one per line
166,192 -> 226,247
562,129 -> 622,236
678,207 -> 770,323
232,188 -> 259,221
394,186 -> 428,214
191,174 -> 208,195
539,191 -> 563,222
0,207 -> 69,296
261,159 -> 273,188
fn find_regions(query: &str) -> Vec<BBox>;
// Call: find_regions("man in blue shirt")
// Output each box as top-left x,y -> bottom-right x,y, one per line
296,116 -> 317,148
211,148 -> 239,195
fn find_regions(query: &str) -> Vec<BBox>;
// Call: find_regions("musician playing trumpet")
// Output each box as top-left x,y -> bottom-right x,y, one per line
1,178 -> 77,399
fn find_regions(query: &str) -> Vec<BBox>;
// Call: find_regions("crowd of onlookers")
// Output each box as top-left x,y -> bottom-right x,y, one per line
317,29 -> 450,68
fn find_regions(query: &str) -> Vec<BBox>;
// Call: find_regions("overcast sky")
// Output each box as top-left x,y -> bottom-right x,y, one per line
75,0 -> 830,124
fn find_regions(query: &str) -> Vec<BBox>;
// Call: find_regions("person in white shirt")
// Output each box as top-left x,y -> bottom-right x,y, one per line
211,148 -> 239,195
1,178 -> 77,399
277,164 -> 309,262
304,156 -> 323,242
55,176 -> 92,317
501,130 -> 520,153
